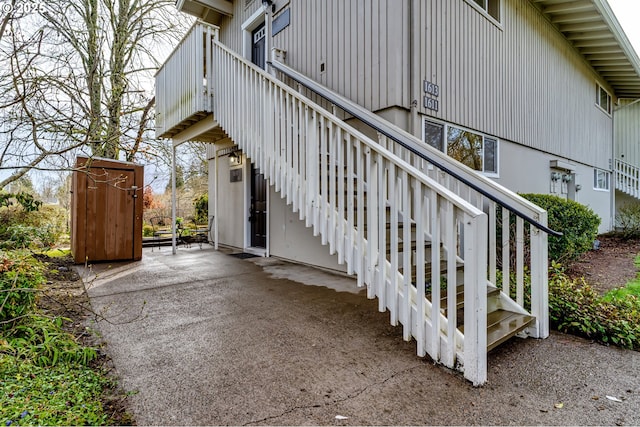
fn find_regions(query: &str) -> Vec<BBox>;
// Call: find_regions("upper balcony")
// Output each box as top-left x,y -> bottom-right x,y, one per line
155,22 -> 218,139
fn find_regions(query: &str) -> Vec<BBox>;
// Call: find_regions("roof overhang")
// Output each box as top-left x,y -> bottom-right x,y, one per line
175,0 -> 233,24
531,0 -> 640,99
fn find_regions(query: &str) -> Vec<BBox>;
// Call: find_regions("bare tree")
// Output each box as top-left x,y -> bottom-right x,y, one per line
0,0 -> 191,189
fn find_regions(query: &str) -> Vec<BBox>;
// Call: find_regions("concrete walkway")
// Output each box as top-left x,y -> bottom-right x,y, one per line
81,246 -> 640,426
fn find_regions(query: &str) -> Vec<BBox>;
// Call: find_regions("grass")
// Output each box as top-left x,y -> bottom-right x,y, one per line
1,250 -> 124,426
602,254 -> 640,302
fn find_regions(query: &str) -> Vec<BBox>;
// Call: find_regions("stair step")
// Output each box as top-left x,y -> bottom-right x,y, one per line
459,310 -> 535,351
430,285 -> 500,312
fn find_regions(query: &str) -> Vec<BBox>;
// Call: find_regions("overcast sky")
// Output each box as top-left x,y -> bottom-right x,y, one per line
607,0 -> 640,57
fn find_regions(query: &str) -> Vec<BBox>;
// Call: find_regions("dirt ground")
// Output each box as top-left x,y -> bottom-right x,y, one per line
35,254 -> 134,425
565,235 -> 640,294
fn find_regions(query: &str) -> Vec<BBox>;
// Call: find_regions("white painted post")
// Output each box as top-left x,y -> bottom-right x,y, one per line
529,214 -> 549,339
171,144 -> 177,255
463,212 -> 488,386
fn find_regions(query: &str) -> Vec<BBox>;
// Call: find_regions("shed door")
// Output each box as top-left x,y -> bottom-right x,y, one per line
85,169 -> 136,260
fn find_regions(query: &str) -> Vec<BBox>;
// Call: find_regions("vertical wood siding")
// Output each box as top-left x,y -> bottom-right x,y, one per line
418,0 -> 612,169
218,0 -> 410,112
615,99 -> 640,166
216,0 -> 613,169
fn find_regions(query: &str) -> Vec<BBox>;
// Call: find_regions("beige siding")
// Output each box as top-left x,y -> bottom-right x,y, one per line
615,99 -> 640,166
218,0 -> 410,112
419,0 -> 612,169
215,0 -> 613,170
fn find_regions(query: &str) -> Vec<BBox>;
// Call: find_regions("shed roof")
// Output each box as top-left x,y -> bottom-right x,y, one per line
531,0 -> 640,98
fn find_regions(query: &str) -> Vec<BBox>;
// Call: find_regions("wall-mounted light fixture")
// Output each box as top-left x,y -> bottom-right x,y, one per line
262,0 -> 275,13
229,150 -> 242,166
575,184 -> 582,192
550,172 -> 561,182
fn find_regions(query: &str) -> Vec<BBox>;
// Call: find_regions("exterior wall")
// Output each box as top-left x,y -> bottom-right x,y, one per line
209,140 -> 343,270
206,0 -> 622,251
418,0 -> 613,170
496,140 -> 612,233
218,0 -> 409,113
268,186 -> 345,272
212,147 -> 246,249
615,99 -> 640,165
219,0 -> 614,171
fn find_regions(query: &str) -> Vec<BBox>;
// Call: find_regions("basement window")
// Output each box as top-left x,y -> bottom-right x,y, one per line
468,0 -> 501,22
424,118 -> 498,175
593,168 -> 610,191
596,83 -> 612,115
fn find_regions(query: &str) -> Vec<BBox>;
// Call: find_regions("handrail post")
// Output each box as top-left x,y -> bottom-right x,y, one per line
529,217 -> 549,339
463,212 -> 488,386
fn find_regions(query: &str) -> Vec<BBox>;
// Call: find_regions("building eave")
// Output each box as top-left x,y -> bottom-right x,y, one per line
531,0 -> 640,99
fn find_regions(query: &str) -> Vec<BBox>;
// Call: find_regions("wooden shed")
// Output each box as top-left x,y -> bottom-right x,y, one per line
71,156 -> 144,264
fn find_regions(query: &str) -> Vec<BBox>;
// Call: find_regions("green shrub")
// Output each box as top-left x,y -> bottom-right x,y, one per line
2,315 -> 97,367
193,193 -> 208,224
0,205 -> 66,249
0,250 -> 46,328
615,202 -> 640,239
143,224 -> 154,237
548,263 -> 640,349
520,194 -> 600,263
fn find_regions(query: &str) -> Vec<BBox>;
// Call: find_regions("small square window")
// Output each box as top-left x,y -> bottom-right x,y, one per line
471,0 -> 500,21
593,169 -> 610,191
596,83 -> 611,115
424,120 -> 444,151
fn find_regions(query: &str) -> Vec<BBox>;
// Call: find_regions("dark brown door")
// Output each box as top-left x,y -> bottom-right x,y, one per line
250,165 -> 267,248
85,169 -> 136,260
249,22 -> 267,248
251,23 -> 266,69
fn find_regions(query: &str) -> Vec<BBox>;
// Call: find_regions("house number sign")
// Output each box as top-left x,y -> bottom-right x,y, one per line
423,80 -> 440,97
423,79 -> 440,112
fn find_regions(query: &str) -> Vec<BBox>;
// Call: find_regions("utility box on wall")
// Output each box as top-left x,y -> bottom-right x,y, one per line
71,156 -> 144,264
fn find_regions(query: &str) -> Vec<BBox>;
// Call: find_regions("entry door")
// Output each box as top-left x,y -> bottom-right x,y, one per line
251,23 -> 266,69
249,22 -> 267,249
250,165 -> 267,248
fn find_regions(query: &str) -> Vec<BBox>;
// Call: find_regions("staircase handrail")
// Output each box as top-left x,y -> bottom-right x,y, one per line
268,60 -> 561,238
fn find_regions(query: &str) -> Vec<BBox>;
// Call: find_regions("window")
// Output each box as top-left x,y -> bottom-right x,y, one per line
470,0 -> 500,21
596,83 -> 612,115
593,169 -> 610,191
424,119 -> 498,175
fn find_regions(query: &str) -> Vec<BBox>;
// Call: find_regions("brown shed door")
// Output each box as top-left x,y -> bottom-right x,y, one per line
85,169 -> 136,261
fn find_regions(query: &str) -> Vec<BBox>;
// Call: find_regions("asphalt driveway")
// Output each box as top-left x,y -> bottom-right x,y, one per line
81,246 -> 640,426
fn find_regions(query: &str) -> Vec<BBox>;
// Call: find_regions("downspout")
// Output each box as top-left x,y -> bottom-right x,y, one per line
265,3 -> 273,75
409,0 -> 420,137
214,149 -> 219,250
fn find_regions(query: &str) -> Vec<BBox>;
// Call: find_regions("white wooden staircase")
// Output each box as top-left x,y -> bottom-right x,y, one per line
156,22 -> 553,385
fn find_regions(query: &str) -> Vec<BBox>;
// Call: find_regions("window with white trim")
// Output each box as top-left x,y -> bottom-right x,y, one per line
593,168 -> 610,191
596,83 -> 612,115
469,0 -> 501,21
423,119 -> 498,175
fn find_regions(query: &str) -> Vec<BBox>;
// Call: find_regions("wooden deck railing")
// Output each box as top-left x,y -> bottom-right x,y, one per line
155,22 -> 216,138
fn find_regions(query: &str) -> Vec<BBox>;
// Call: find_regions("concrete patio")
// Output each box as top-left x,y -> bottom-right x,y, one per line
80,246 -> 640,426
